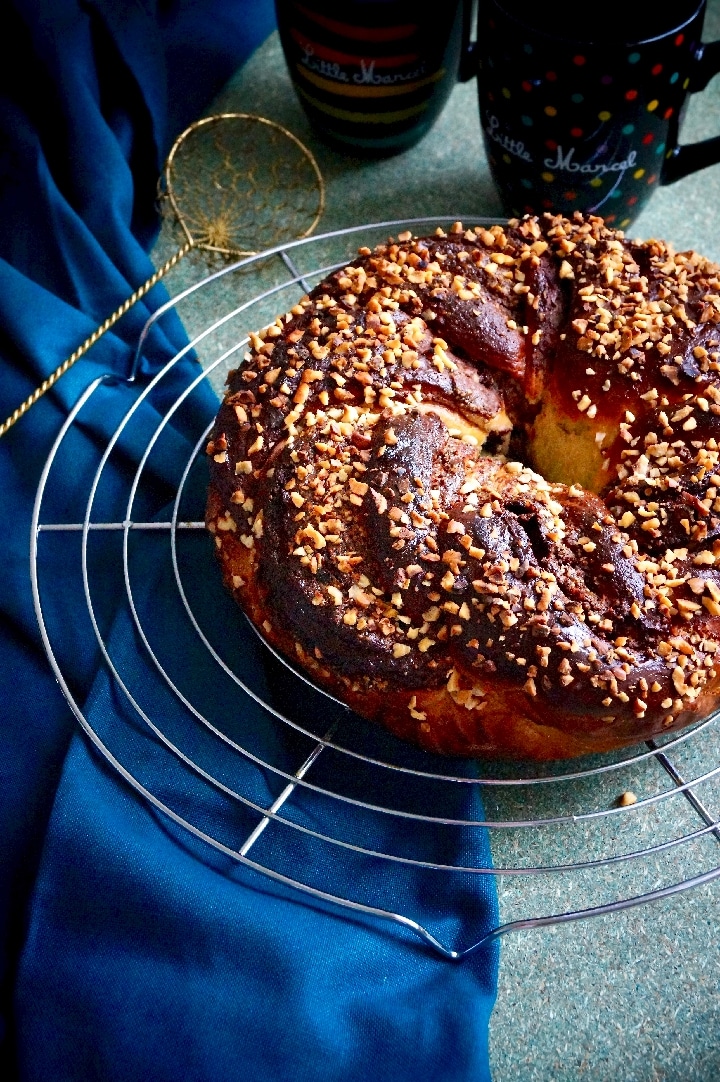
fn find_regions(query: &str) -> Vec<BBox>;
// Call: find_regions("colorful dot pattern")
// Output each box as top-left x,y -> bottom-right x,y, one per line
477,6 -> 703,226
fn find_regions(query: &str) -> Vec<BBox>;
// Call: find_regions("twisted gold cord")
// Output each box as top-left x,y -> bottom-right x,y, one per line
0,241 -> 194,439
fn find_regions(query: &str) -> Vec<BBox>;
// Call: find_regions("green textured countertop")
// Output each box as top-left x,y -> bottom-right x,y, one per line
153,10 -> 720,1079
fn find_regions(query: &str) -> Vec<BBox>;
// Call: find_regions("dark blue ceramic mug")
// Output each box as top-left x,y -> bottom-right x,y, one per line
275,0 -> 477,154
476,0 -> 720,226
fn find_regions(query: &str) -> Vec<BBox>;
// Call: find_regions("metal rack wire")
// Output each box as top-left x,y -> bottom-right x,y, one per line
31,217 -> 720,960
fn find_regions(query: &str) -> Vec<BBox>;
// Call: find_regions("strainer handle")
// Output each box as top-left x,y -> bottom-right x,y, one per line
0,240 -> 193,439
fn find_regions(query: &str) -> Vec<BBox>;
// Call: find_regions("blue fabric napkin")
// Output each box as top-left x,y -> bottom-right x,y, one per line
0,2 -> 500,1078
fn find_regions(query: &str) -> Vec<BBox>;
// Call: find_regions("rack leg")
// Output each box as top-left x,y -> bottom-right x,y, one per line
239,725 -> 337,857
646,739 -> 720,845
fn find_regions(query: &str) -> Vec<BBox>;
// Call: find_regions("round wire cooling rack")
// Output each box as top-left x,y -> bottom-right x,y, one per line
32,216 -> 720,961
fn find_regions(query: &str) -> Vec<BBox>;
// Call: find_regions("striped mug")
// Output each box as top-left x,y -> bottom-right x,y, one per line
275,0 -> 475,154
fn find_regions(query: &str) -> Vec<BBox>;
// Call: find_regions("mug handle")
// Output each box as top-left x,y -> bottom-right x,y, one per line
458,0 -> 478,82
662,39 -> 720,183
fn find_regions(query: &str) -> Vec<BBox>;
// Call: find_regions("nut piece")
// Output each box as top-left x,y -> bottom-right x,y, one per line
618,791 -> 637,807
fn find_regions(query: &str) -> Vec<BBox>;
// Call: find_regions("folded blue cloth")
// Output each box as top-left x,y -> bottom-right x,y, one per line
0,3 -> 499,1078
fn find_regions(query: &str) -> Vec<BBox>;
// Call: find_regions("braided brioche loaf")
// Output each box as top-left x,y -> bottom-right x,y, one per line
206,214 -> 720,760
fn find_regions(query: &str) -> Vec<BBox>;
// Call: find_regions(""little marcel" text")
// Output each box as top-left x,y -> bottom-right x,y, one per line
543,145 -> 638,177
484,115 -> 533,162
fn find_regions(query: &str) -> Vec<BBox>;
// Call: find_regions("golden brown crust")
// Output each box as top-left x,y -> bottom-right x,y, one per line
206,214 -> 720,760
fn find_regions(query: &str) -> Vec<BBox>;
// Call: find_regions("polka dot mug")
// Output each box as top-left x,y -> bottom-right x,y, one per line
476,0 -> 720,226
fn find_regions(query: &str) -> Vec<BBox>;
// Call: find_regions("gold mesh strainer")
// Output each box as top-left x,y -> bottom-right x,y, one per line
1,113 -> 325,438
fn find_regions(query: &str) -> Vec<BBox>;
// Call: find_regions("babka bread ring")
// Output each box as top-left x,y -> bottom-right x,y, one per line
206,213 -> 720,761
